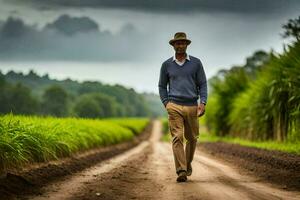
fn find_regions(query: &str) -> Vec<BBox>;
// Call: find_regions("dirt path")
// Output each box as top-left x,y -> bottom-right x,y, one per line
26,120 -> 300,200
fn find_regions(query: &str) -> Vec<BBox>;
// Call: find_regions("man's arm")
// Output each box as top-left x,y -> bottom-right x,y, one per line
158,63 -> 169,107
196,60 -> 208,105
196,60 -> 207,117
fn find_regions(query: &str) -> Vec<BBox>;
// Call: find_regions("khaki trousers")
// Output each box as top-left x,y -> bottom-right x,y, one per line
166,101 -> 199,174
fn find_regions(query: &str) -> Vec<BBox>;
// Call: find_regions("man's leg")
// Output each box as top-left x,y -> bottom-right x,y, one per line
183,105 -> 199,175
166,102 -> 186,174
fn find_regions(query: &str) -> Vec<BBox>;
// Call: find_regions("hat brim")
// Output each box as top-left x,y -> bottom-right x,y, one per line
169,39 -> 191,46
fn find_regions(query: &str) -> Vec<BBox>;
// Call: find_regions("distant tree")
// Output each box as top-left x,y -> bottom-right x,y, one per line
73,95 -> 103,118
27,70 -> 40,80
127,89 -> 150,116
0,72 -> 5,87
0,82 -> 38,114
73,93 -> 118,118
282,16 -> 300,42
41,85 -> 69,117
78,81 -> 104,95
244,50 -> 269,74
91,93 -> 118,117
142,92 -> 166,117
42,73 -> 50,80
0,75 -> 8,113
9,83 -> 39,114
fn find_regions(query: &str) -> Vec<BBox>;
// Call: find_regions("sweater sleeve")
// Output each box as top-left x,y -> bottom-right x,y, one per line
196,60 -> 208,104
158,62 -> 169,106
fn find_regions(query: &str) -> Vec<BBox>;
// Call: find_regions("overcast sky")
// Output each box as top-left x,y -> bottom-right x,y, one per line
0,0 -> 299,93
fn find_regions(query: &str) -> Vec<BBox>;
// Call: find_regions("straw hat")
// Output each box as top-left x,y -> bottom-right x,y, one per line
169,32 -> 191,46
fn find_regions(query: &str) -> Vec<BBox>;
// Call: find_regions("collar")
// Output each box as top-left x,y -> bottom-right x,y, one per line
172,54 -> 190,62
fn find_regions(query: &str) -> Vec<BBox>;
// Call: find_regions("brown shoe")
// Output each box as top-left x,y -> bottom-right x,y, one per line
187,163 -> 192,176
176,171 -> 187,182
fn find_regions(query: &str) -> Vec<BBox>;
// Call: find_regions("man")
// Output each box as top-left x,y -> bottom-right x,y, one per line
158,32 -> 207,182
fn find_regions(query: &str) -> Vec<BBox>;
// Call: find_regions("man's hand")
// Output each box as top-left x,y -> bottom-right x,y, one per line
197,103 -> 206,117
164,101 -> 169,108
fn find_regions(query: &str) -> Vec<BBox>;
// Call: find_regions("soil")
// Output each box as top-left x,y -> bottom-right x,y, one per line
198,142 -> 300,191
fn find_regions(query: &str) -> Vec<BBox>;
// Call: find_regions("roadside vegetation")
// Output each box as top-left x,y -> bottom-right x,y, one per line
199,132 -> 300,154
160,118 -> 170,142
0,114 -> 149,173
202,16 -> 300,154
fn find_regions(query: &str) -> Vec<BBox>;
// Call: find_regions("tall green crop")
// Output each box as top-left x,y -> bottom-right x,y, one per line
0,114 -> 149,173
229,41 -> 300,141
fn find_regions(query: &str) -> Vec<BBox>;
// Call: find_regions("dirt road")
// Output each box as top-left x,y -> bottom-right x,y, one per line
26,120 -> 300,200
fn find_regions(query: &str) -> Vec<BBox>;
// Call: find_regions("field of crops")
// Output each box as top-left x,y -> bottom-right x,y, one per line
0,114 -> 149,173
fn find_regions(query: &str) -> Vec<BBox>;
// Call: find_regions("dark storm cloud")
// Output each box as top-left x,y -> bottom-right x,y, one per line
6,0 -> 300,14
45,14 -> 99,36
0,15 -> 149,61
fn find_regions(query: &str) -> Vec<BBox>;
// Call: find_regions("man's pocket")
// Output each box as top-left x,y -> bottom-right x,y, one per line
166,102 -> 174,110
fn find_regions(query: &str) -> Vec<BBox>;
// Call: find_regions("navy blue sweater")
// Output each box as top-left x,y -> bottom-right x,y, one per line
158,55 -> 207,106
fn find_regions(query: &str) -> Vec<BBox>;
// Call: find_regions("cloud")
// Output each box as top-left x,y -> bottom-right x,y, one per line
5,0 -> 300,15
0,15 -> 151,61
45,14 -> 99,36
0,17 -> 36,38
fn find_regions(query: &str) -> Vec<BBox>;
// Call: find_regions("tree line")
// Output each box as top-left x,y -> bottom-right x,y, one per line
0,70 -> 163,118
205,16 -> 300,142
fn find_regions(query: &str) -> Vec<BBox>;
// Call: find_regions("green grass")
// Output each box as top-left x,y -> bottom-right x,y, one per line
0,114 -> 150,173
161,132 -> 171,142
160,117 -> 171,142
199,132 -> 300,155
104,118 -> 149,135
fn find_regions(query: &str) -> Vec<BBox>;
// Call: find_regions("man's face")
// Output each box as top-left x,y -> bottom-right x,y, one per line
173,40 -> 188,54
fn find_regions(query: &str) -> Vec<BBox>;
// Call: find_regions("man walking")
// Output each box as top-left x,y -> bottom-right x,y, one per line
158,32 -> 207,182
